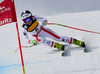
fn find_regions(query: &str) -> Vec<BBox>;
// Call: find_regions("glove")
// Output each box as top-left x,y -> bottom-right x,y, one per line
30,40 -> 39,45
42,20 -> 48,26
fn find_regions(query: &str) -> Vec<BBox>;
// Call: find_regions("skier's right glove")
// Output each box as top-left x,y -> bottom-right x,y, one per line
29,40 -> 39,46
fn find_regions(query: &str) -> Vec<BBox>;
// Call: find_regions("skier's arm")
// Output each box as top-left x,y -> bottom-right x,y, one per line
23,29 -> 39,45
34,15 -> 48,26
23,29 -> 30,44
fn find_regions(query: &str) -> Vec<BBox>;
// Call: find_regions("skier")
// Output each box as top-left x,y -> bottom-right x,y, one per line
21,10 -> 85,51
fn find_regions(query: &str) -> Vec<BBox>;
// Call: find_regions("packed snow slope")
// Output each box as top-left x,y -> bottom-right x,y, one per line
0,10 -> 100,74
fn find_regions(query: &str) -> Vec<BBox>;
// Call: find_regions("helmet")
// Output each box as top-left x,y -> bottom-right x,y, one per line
21,10 -> 32,20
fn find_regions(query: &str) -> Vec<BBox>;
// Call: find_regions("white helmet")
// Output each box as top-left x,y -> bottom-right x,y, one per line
21,10 -> 32,20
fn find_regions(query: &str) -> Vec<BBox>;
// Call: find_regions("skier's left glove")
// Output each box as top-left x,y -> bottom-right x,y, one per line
42,20 -> 48,26
30,40 -> 39,46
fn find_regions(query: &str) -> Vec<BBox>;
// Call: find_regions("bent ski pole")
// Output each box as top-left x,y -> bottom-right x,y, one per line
14,45 -> 34,53
48,23 -> 100,34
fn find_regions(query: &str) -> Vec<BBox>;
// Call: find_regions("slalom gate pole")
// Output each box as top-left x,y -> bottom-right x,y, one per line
48,23 -> 100,35
16,22 -> 25,74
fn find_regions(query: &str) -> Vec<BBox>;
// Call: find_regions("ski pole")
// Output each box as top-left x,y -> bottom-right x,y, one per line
47,23 -> 100,34
14,45 -> 34,53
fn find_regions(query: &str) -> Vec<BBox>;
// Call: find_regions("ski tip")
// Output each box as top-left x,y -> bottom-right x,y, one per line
84,48 -> 87,52
84,47 -> 90,53
61,51 -> 71,57
61,52 -> 64,56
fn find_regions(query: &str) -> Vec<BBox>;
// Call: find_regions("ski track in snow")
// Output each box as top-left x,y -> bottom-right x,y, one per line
0,58 -> 100,73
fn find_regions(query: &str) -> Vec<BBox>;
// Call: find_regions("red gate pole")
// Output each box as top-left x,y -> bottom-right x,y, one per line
16,22 -> 25,74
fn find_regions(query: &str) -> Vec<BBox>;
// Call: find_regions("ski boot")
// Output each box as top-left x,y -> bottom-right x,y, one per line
73,39 -> 87,52
73,39 -> 85,47
54,42 -> 65,51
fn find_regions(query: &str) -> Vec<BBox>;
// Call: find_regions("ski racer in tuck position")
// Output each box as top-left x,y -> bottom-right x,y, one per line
21,10 -> 86,51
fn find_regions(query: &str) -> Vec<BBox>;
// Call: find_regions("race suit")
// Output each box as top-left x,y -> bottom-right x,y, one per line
22,15 -> 73,48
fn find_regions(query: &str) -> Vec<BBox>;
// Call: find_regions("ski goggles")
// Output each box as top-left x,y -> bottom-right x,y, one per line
23,17 -> 32,23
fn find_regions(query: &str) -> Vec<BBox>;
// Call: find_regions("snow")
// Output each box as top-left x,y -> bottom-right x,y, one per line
0,10 -> 100,74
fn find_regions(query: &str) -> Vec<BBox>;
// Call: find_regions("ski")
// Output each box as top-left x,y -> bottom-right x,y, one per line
83,44 -> 89,53
84,47 -> 87,52
61,41 -> 89,56
82,39 -> 89,53
61,44 -> 71,56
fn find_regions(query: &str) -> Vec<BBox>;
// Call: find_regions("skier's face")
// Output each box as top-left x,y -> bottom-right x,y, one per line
26,20 -> 32,25
23,17 -> 33,25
